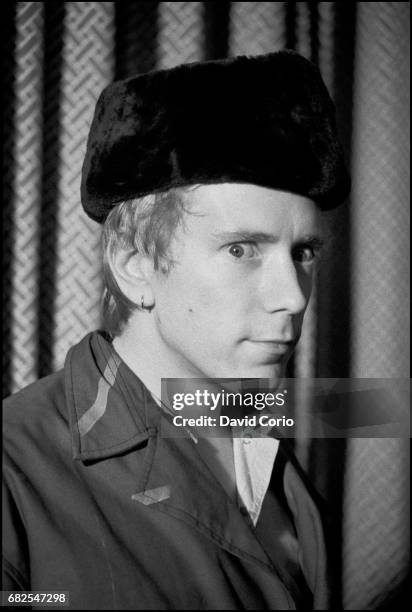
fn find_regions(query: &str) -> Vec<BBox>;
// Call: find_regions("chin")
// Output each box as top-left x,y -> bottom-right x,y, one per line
225,363 -> 287,381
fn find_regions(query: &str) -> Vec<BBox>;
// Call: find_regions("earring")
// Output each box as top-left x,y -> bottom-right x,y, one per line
141,295 -> 153,312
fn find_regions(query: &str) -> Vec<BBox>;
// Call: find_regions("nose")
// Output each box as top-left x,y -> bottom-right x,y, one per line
258,254 -> 311,315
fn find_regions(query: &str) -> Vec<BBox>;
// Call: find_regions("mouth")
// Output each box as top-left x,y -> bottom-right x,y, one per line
246,339 -> 295,359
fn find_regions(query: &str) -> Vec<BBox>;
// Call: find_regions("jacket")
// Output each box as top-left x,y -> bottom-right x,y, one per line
3,331 -> 330,609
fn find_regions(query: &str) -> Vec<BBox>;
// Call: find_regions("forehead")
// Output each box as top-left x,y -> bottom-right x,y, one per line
180,183 -> 323,238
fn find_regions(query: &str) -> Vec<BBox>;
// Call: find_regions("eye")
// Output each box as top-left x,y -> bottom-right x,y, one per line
227,243 -> 257,259
293,245 -> 317,263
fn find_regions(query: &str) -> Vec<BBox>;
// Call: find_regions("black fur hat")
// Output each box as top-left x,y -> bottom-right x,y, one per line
81,51 -> 350,223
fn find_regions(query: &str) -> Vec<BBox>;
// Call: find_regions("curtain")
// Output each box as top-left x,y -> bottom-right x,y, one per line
3,3 -> 410,609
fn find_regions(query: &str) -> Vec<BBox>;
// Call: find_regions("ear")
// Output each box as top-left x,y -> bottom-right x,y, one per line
110,249 -> 155,309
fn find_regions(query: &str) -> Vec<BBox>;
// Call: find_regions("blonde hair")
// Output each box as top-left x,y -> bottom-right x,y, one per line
101,188 -> 191,337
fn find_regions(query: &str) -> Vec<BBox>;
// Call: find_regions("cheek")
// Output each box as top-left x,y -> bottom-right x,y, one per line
184,278 -> 250,323
155,267 -> 248,333
299,269 -> 314,302
155,270 -> 215,324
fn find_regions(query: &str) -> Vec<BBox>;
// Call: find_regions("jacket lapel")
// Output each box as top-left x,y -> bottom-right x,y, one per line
136,404 -> 279,573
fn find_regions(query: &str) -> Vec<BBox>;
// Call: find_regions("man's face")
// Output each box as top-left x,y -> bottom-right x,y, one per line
150,183 -> 324,382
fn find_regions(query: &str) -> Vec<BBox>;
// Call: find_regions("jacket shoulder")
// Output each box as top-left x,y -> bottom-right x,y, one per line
3,371 -> 68,459
4,370 -> 66,417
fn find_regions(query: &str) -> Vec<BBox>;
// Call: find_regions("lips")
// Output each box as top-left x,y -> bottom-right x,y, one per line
252,339 -> 295,344
251,341 -> 292,350
246,339 -> 295,359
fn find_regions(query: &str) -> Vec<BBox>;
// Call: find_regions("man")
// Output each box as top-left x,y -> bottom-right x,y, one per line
3,51 -> 350,609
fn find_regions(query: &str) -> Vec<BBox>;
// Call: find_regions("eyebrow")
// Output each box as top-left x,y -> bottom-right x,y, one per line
211,230 -> 326,247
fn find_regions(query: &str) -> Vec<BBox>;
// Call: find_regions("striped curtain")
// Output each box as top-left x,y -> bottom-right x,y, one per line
3,3 -> 410,609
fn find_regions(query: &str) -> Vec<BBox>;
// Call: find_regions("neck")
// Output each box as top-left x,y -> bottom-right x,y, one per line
112,314 -> 192,399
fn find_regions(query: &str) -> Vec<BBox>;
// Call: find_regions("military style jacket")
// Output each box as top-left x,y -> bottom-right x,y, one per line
3,332 -> 330,609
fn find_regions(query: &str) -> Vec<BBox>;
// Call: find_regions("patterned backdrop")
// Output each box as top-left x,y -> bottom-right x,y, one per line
3,2 -> 410,609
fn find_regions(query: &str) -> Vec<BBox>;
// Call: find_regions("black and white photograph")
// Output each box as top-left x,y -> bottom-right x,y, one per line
2,2 -> 410,610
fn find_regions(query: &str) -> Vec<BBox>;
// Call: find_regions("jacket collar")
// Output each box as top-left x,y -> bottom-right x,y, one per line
65,331 -> 151,461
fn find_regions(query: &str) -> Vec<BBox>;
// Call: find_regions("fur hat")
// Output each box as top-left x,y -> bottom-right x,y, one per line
81,50 -> 350,223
